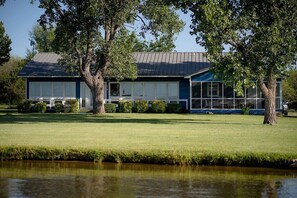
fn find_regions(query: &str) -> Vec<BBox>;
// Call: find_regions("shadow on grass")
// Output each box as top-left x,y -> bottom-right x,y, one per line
0,113 -> 246,125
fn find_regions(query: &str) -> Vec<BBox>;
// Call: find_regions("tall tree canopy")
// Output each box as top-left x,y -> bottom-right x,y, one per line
0,57 -> 26,105
174,0 -> 297,124
39,0 -> 184,114
283,69 -> 297,110
29,24 -> 55,53
0,21 -> 11,66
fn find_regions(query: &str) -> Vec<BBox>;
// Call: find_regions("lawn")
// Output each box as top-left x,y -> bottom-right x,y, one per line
0,111 -> 297,167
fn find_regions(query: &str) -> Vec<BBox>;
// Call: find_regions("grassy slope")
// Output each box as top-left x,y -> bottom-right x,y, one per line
0,113 -> 296,155
0,112 -> 297,167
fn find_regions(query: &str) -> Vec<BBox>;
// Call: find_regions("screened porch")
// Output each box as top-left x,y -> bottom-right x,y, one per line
191,81 -> 282,110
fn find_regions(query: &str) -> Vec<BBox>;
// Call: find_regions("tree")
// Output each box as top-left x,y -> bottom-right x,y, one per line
29,24 -> 55,53
39,0 -> 184,114
0,21 -> 11,66
283,70 -> 297,110
174,0 -> 297,124
0,57 -> 26,105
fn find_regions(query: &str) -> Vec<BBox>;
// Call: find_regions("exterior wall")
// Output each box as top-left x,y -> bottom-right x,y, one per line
107,78 -> 188,109
25,77 -> 190,110
190,71 -> 283,114
26,77 -> 81,108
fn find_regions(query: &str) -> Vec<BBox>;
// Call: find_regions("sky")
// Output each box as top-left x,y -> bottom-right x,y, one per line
0,1 -> 205,58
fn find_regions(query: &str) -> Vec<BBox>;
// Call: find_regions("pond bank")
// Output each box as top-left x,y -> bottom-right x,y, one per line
1,146 -> 296,169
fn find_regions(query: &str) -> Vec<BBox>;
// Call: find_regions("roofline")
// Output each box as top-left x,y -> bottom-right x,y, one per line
137,75 -> 184,78
17,76 -> 81,78
184,68 -> 210,79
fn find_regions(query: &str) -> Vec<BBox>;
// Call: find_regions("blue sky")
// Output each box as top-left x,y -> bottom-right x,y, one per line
0,1 -> 205,58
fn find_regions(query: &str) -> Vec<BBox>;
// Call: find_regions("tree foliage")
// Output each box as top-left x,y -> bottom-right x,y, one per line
0,57 -> 26,105
0,21 -> 11,66
283,70 -> 297,110
29,24 -> 55,53
39,0 -> 184,114
174,0 -> 297,124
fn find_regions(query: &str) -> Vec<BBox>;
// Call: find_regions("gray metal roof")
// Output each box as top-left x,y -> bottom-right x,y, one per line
19,52 -> 210,78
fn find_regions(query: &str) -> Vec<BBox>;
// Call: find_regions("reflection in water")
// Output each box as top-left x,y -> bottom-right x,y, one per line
0,161 -> 296,198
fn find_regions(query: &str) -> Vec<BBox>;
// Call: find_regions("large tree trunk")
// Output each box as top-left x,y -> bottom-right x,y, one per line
91,76 -> 105,114
258,74 -> 277,125
83,74 -> 105,114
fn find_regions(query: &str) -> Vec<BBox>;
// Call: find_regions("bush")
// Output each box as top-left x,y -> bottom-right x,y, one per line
133,100 -> 149,113
64,99 -> 79,113
167,103 -> 182,113
119,100 -> 133,113
242,106 -> 250,115
105,103 -> 116,113
17,100 -> 32,113
152,100 -> 166,113
34,101 -> 47,113
54,103 -> 64,113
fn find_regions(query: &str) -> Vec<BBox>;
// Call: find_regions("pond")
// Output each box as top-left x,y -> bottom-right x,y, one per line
0,161 -> 296,197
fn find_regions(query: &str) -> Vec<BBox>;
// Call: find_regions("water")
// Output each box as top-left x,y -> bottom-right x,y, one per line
0,161 -> 296,198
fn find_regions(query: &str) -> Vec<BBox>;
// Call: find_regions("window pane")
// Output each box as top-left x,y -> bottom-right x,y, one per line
144,83 -> 155,99
192,82 -> 201,98
276,98 -> 281,109
223,99 -> 234,109
122,83 -> 132,96
168,83 -> 178,98
53,82 -> 64,98
202,82 -> 209,98
65,82 -> 75,97
202,99 -> 211,109
41,82 -> 52,98
276,83 -> 280,97
235,99 -> 245,109
29,82 -> 40,98
110,83 -> 120,97
192,99 -> 201,108
133,83 -> 143,97
212,99 -> 222,108
156,83 -> 167,98
246,99 -> 256,109
224,85 -> 234,98
246,87 -> 256,98
257,99 -> 265,109
212,83 -> 222,98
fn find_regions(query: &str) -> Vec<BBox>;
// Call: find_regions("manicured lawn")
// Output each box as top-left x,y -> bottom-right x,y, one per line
1,112 -> 296,155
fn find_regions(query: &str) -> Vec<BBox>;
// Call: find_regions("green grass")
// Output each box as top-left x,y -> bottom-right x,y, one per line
0,112 -> 297,167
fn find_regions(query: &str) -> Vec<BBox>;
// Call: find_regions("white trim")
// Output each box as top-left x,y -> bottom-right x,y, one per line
184,68 -> 210,79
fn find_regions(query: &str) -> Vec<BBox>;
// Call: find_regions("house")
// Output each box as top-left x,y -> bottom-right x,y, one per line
18,52 -> 283,114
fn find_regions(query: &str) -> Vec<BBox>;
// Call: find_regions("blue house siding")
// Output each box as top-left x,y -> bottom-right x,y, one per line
179,79 -> 190,110
75,80 -> 80,99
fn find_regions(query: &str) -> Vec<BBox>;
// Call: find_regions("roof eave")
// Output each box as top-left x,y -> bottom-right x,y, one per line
184,68 -> 210,79
18,75 -> 81,78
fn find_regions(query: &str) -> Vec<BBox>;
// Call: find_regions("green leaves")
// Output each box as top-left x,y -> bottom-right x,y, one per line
0,21 -> 11,66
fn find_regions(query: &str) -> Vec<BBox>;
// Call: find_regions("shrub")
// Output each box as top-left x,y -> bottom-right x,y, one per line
34,101 -> 47,113
242,106 -> 250,115
167,103 -> 182,113
17,100 -> 32,113
64,99 -> 79,113
133,100 -> 149,113
105,103 -> 116,113
54,103 -> 64,113
152,100 -> 166,113
119,100 -> 133,113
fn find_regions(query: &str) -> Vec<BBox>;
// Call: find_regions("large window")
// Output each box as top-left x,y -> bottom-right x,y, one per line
29,81 -> 76,99
109,81 -> 179,100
